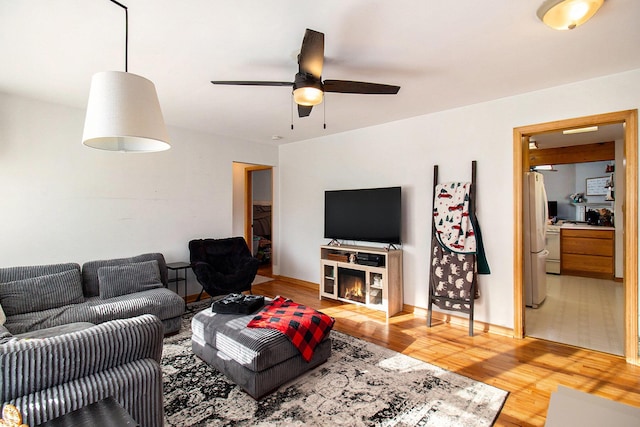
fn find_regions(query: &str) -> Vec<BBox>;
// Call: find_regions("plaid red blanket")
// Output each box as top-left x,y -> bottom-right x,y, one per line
247,296 -> 335,362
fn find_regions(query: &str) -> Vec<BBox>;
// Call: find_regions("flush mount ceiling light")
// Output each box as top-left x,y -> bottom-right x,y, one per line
82,0 -> 170,152
563,126 -> 599,134
537,0 -> 605,30
533,165 -> 557,171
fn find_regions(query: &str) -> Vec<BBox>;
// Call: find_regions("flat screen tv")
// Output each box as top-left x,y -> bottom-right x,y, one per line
324,186 -> 401,245
548,200 -> 558,218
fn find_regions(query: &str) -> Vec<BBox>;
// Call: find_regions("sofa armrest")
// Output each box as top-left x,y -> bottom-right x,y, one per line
0,314 -> 163,402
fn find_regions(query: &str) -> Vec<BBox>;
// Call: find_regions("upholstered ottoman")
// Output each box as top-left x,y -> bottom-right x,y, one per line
191,306 -> 332,399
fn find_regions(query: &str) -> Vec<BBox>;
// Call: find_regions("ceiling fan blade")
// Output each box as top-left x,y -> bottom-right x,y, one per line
298,104 -> 313,118
298,29 -> 324,79
323,80 -> 400,94
211,81 -> 293,87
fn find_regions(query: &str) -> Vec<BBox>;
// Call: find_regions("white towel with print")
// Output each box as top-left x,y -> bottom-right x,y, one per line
433,182 -> 476,254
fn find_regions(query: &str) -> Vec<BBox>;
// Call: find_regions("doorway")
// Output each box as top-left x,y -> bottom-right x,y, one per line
244,165 -> 273,277
513,110 -> 638,364
529,148 -> 621,354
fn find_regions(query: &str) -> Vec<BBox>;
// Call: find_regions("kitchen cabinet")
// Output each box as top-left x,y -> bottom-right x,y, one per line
560,227 -> 614,279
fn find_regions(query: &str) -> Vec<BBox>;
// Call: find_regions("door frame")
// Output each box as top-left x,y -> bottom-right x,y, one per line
244,165 -> 273,251
513,109 -> 638,364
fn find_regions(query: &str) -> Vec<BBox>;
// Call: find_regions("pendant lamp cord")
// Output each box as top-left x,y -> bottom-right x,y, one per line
110,0 -> 129,72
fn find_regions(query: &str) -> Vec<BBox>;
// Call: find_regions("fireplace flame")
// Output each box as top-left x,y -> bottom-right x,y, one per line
344,284 -> 364,300
338,269 -> 366,303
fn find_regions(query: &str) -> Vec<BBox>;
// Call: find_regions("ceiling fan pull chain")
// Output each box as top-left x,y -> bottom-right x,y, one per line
323,95 -> 326,129
322,93 -> 327,129
291,94 -> 294,130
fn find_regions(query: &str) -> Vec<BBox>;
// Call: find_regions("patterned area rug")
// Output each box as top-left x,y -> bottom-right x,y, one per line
162,302 -> 508,426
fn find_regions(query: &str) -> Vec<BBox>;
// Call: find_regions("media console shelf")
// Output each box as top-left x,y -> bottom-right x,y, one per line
320,244 -> 403,318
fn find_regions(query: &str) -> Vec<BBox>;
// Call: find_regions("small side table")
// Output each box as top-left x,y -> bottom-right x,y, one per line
35,397 -> 138,426
166,261 -> 190,301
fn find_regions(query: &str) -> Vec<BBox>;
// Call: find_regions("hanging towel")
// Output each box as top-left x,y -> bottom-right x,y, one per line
430,235 -> 478,310
433,182 -> 490,274
434,182 -> 475,252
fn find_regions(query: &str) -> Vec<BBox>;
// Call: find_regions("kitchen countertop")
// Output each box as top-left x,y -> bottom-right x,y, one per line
557,222 -> 615,231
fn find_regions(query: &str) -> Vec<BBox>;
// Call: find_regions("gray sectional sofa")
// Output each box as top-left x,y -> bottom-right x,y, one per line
0,314 -> 164,427
0,252 -> 185,336
0,252 -> 186,427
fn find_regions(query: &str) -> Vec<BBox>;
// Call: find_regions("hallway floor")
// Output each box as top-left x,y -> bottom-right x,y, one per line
525,274 -> 624,356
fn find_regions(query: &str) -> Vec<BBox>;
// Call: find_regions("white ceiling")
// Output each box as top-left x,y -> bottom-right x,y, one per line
2,0 -> 639,146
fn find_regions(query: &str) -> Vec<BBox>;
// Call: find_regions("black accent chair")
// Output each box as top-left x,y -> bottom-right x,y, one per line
189,237 -> 260,301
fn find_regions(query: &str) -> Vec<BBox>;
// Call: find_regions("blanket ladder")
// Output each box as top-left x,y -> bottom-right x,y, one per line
427,161 -> 478,336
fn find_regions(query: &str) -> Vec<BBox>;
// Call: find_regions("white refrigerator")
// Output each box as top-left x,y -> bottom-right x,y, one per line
523,172 -> 549,308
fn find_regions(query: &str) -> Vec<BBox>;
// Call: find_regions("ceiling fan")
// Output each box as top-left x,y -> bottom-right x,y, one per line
211,29 -> 401,118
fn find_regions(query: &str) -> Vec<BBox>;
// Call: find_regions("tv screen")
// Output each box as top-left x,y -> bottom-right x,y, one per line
548,201 -> 558,218
324,186 -> 401,244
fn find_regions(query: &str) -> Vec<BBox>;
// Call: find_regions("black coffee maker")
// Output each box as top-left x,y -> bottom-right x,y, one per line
586,209 -> 600,225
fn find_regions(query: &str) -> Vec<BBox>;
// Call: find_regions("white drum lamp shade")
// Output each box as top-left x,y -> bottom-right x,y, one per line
82,71 -> 171,152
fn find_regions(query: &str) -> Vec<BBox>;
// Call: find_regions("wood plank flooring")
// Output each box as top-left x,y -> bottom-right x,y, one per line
251,278 -> 640,427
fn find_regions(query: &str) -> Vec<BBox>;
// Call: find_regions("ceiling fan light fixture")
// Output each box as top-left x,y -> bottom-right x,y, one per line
293,86 -> 323,106
537,0 -> 604,30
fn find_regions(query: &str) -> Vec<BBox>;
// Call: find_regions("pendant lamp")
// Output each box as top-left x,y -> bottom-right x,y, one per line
537,0 -> 605,30
82,0 -> 170,152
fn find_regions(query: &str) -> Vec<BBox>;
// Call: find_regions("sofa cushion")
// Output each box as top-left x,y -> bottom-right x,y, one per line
0,269 -> 84,316
16,322 -> 95,339
98,260 -> 163,299
0,263 -> 81,283
82,253 -> 168,297
3,288 -> 184,335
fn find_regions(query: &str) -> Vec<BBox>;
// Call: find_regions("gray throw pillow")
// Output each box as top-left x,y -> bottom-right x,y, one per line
98,260 -> 163,299
0,269 -> 84,316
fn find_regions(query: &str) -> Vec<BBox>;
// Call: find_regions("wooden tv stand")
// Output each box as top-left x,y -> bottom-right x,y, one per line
319,244 -> 403,318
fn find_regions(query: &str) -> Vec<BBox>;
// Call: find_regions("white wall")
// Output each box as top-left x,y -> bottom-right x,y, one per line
575,161 -> 610,201
543,161 -> 610,221
252,169 -> 272,203
541,165 -> 576,220
3,68 -> 639,328
0,93 -> 278,295
277,68 -> 640,329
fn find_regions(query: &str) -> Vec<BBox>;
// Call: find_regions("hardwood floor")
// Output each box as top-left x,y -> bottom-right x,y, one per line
251,278 -> 640,427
